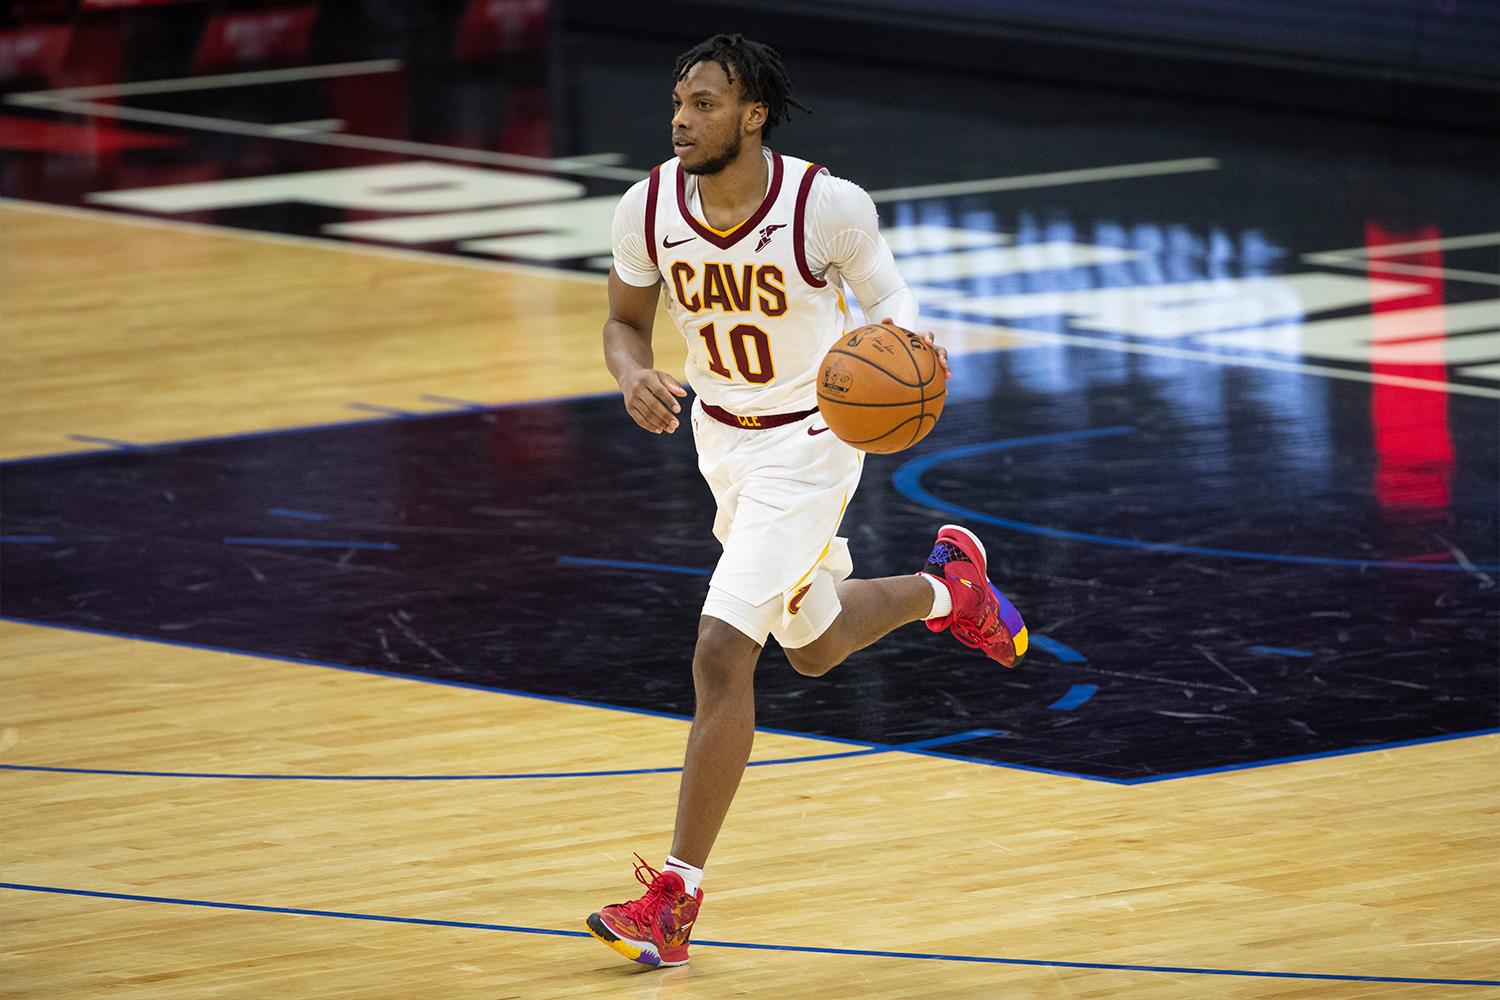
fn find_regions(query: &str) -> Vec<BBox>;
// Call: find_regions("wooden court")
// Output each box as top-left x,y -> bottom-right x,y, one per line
3,202 -> 1497,998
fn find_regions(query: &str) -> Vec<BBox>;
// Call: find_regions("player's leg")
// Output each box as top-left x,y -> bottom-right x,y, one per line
585,590 -> 775,969
783,525 -> 1029,676
782,574 -> 934,676
670,614 -> 763,868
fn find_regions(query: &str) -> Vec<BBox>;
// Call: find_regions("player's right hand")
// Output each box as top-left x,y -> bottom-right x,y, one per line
619,368 -> 688,434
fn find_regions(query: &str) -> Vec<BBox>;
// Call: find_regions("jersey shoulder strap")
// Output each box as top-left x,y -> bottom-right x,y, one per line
644,161 -> 665,268
792,160 -> 829,288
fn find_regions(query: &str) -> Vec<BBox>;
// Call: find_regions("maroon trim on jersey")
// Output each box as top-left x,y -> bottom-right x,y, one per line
793,163 -> 827,288
645,164 -> 661,268
675,150 -> 785,249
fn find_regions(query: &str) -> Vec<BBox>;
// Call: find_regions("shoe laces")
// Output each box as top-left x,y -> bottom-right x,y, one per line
618,854 -> 681,923
926,539 -> 967,568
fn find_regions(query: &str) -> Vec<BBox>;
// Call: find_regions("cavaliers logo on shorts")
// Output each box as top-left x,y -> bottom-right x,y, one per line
787,583 -> 813,616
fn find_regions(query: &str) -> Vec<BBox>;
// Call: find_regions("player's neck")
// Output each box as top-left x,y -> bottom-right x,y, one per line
695,142 -> 769,233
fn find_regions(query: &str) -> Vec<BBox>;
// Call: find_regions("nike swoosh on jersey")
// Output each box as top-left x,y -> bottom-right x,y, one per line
808,426 -> 832,436
663,235 -> 695,248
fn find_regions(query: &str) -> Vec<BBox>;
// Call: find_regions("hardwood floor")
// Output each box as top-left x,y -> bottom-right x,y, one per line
1,202 -> 681,462
2,620 -> 1495,998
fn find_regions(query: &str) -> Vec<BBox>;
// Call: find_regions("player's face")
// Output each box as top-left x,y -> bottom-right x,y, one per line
671,61 -> 763,176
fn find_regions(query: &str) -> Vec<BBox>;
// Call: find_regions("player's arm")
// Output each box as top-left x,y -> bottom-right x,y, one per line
604,270 -> 686,434
812,175 -> 951,379
605,180 -> 688,434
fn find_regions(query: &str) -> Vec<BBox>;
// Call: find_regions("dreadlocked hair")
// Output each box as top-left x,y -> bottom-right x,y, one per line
673,33 -> 811,142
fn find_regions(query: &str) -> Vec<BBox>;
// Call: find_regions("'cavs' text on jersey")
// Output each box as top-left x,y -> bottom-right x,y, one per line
670,262 -> 788,316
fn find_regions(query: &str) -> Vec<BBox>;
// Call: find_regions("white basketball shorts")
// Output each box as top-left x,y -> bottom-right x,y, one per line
691,397 -> 864,648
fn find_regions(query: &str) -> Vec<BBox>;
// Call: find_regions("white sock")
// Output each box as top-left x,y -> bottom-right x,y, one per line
920,572 -> 952,620
664,855 -> 703,895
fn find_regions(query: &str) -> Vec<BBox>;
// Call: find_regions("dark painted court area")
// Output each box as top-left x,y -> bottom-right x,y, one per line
3,359 -> 1495,781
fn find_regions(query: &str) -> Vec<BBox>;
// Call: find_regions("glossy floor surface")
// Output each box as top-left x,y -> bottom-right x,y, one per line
2,3 -> 1497,996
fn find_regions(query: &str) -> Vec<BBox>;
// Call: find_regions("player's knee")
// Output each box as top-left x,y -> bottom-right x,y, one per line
786,643 -> 844,677
692,617 -> 762,695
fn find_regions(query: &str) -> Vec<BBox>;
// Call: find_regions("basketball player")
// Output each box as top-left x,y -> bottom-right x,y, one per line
586,34 -> 1028,968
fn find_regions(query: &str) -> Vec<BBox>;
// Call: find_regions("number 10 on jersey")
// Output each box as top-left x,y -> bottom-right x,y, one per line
698,321 -> 775,384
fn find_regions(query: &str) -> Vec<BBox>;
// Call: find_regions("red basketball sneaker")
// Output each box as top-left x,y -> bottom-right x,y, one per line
920,524 -> 1028,667
586,856 -> 702,967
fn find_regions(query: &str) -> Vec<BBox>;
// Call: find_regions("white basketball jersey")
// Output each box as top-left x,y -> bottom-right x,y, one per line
643,152 -> 846,416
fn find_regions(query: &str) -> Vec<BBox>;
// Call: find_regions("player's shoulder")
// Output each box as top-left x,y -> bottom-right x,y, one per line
616,174 -> 652,213
776,153 -> 866,196
616,159 -> 679,220
810,169 -> 871,200
803,167 -> 877,229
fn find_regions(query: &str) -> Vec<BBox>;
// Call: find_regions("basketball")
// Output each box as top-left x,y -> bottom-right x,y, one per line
816,323 -> 947,453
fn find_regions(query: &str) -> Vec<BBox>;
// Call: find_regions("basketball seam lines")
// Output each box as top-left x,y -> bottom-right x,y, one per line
822,348 -> 939,389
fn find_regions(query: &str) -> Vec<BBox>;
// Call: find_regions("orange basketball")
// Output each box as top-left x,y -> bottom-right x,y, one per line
816,322 -> 946,453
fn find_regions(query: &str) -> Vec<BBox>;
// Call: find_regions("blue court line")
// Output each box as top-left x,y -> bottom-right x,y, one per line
1249,645 -> 1315,657
3,616 -> 1496,787
420,394 -> 491,411
267,508 -> 328,521
1048,684 -> 1098,710
0,731 -> 1002,782
865,728 -> 1500,787
891,427 -> 1500,572
1028,634 -> 1086,662
2,883 -> 1492,986
347,402 -> 419,418
0,535 -> 56,543
556,555 -> 713,576
65,433 -> 141,450
1117,728 -> 1500,785
223,537 -> 398,551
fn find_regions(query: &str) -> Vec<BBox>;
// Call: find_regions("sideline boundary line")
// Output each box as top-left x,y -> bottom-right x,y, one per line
8,62 -> 644,182
867,157 -> 1220,202
2,882 -> 1493,986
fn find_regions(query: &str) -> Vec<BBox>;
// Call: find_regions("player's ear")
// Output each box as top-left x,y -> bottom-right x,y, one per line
744,100 -> 768,135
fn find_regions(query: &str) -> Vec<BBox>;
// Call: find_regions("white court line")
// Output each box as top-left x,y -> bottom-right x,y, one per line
865,157 -> 1220,203
270,118 -> 346,134
930,316 -> 1500,400
1309,231 -> 1500,259
7,63 -> 647,183
1303,232 -> 1500,288
0,197 -> 608,285
3,95 -> 647,182
11,58 -> 404,101
1301,257 -> 1500,287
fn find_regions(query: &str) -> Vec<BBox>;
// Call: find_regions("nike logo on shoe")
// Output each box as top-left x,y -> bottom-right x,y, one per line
663,236 -> 695,248
808,426 -> 831,436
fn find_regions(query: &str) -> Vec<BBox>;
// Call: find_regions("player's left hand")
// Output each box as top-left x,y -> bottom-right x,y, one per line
883,317 -> 951,380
